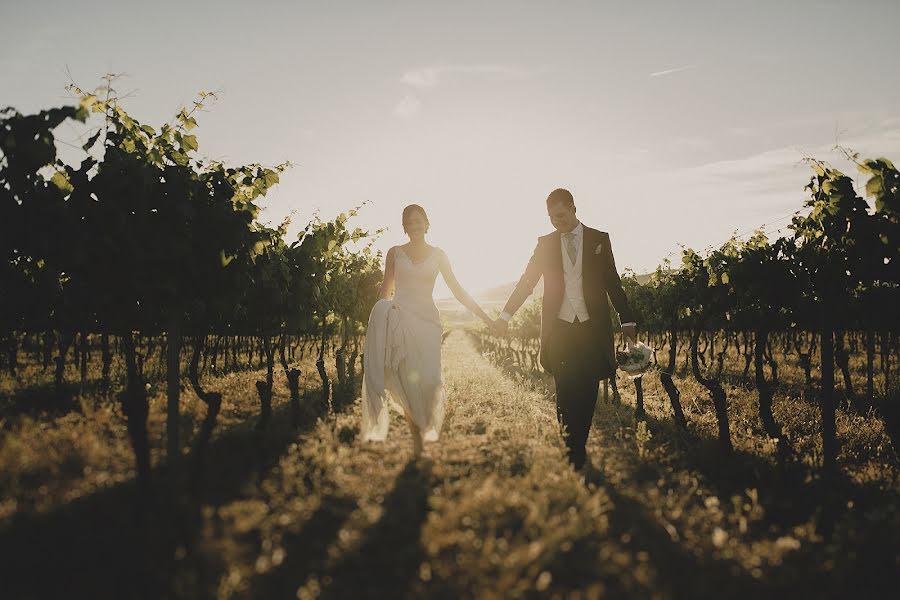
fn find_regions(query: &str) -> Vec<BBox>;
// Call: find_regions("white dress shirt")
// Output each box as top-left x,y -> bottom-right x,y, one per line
557,222 -> 590,323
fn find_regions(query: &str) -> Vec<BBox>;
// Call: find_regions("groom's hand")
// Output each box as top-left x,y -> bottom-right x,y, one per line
622,323 -> 637,345
491,318 -> 509,336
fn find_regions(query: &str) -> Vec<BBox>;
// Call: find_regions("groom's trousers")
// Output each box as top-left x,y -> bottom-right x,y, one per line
551,317 -> 601,469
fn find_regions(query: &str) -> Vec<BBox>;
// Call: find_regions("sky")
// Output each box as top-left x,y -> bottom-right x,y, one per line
3,0 -> 899,297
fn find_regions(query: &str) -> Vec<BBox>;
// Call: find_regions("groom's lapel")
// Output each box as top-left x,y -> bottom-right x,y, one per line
582,226 -> 598,275
550,230 -> 563,274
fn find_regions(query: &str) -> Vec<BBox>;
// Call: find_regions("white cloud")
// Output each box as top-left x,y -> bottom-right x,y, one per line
393,95 -> 421,118
401,68 -> 440,88
838,125 -> 900,155
610,148 -> 651,163
394,64 -> 531,118
649,64 -> 697,78
672,136 -> 710,149
676,121 -> 900,185
645,123 -> 900,232
400,64 -> 530,89
683,146 -> 811,181
727,127 -> 756,137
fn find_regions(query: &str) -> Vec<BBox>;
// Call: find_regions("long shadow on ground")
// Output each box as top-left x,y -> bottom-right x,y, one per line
602,385 -> 896,530
248,495 -> 358,599
593,387 -> 900,599
593,468 -> 762,599
316,459 -> 431,599
0,379 -> 88,422
0,388 -> 341,600
471,334 -> 900,599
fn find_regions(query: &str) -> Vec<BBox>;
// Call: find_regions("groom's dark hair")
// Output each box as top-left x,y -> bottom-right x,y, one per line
546,188 -> 574,208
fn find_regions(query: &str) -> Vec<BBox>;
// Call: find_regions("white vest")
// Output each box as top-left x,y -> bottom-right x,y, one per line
558,223 -> 590,323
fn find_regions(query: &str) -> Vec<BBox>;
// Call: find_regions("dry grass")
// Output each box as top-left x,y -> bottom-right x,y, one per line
0,331 -> 897,598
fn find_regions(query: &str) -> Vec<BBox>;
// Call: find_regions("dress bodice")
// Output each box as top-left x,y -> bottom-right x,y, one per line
393,246 -> 441,325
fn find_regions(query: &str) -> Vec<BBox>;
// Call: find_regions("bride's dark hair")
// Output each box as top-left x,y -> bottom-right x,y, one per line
402,204 -> 430,233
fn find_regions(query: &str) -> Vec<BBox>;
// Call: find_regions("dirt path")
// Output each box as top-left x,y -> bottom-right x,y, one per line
180,331 -> 628,598
207,331 -> 759,599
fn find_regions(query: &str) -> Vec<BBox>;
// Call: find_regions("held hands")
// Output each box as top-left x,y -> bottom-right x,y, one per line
622,323 -> 637,346
490,318 -> 509,337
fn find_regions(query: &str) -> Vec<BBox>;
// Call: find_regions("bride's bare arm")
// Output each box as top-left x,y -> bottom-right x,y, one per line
438,250 -> 492,325
379,247 -> 397,300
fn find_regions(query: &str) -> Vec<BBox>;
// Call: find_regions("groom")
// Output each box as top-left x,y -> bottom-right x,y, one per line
493,188 -> 636,471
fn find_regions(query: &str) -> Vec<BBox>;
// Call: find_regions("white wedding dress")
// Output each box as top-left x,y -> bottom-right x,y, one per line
361,247 -> 446,442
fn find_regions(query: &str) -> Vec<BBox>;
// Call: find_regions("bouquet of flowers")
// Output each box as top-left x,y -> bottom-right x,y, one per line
616,341 -> 653,378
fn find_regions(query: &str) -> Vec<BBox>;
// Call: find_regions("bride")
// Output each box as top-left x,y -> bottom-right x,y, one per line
361,204 -> 493,455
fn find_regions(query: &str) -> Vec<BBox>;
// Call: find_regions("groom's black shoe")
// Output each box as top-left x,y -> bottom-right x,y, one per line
568,449 -> 587,471
577,458 -> 604,488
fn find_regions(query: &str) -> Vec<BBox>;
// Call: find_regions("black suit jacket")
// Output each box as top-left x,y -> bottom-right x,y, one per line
502,225 -> 634,378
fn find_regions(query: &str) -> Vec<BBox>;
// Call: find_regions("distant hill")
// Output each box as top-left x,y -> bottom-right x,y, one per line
474,280 -> 543,304
444,272 -> 654,303
437,272 -> 654,317
435,280 -> 542,317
